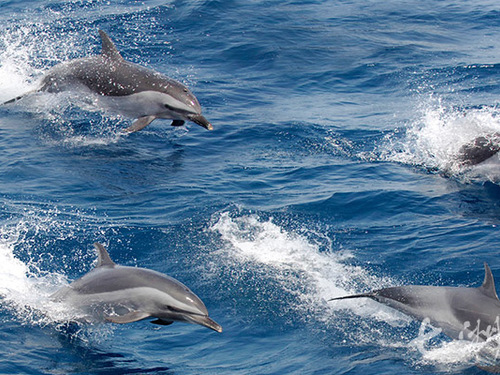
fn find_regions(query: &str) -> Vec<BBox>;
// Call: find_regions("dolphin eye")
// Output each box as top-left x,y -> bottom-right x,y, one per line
164,104 -> 175,110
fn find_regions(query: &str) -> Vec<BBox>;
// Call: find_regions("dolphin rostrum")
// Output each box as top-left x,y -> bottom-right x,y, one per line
458,133 -> 500,166
51,243 -> 222,332
330,263 -> 500,342
4,30 -> 212,133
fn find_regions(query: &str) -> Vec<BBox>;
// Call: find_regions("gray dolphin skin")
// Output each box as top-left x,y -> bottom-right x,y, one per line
4,30 -> 212,132
330,263 -> 500,342
51,243 -> 222,333
458,133 -> 500,166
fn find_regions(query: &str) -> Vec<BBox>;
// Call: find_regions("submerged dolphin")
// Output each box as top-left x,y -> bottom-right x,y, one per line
458,133 -> 500,166
4,30 -> 212,132
330,263 -> 500,342
51,243 -> 222,332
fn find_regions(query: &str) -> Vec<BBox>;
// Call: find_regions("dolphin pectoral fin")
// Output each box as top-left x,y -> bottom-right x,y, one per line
171,120 -> 185,127
151,319 -> 174,326
105,311 -> 150,324
125,116 -> 156,133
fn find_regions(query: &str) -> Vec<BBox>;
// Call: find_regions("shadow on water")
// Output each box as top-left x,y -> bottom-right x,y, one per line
454,182 -> 500,222
48,323 -> 175,375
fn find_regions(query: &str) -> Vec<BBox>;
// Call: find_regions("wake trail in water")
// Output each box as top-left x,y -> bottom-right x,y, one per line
209,211 -> 398,322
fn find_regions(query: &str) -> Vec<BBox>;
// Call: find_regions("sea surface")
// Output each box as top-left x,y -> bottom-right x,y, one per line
1,0 -> 500,374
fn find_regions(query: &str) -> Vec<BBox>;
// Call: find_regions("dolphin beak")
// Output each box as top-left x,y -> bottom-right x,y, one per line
187,314 -> 222,333
188,114 -> 213,131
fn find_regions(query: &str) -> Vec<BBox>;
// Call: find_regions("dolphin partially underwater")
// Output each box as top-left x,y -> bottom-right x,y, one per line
458,133 -> 500,167
51,243 -> 222,332
4,30 -> 212,133
330,263 -> 500,342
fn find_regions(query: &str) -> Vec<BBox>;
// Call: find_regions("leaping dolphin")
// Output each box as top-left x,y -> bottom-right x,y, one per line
4,30 -> 212,133
51,243 -> 222,333
330,263 -> 500,342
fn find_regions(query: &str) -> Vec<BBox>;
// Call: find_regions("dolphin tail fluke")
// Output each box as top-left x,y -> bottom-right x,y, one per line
3,93 -> 30,105
3,95 -> 23,105
328,293 -> 374,302
3,89 -> 40,105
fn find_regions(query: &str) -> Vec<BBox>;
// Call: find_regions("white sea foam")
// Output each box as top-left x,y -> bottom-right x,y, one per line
0,211 -> 95,327
0,229 -> 71,326
209,211 -> 399,324
0,28 -> 41,102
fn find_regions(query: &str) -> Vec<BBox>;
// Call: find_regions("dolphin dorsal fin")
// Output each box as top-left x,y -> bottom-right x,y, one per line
94,242 -> 116,267
98,30 -> 123,61
479,262 -> 499,300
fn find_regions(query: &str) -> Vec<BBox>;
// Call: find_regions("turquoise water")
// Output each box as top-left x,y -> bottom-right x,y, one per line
1,1 -> 500,373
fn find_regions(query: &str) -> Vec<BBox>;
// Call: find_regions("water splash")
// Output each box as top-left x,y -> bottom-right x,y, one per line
373,96 -> 500,183
0,222 -> 74,327
0,205 -> 109,329
208,211 -> 396,323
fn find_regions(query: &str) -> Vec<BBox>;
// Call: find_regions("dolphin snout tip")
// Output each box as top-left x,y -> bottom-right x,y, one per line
190,314 -> 222,332
204,317 -> 222,333
188,114 -> 213,131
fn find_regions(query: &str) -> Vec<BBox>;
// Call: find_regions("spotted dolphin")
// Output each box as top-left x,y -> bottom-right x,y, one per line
4,30 -> 212,132
51,243 -> 222,332
330,263 -> 500,342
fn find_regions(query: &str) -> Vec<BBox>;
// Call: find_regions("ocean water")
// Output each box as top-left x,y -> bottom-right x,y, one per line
1,0 -> 500,373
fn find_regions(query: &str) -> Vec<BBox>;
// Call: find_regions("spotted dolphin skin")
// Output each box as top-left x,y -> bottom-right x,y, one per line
330,263 -> 500,342
4,30 -> 212,133
51,243 -> 222,333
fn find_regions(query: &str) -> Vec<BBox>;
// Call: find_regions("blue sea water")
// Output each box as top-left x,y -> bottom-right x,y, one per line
1,0 -> 500,373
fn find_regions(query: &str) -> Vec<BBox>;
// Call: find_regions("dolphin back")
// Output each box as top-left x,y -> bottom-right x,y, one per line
458,134 -> 500,166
